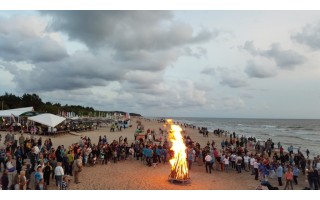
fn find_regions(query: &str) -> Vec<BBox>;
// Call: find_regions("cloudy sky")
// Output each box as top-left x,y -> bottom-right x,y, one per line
1,10 -> 320,119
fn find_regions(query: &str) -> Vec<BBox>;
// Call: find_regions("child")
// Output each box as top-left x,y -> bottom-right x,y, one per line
60,176 -> 69,190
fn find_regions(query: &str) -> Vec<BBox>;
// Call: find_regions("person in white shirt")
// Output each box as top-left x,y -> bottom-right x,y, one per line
224,155 -> 230,172
231,153 -> 236,169
205,153 -> 213,174
243,154 -> 250,172
34,145 -> 40,155
316,161 -> 320,171
236,155 -> 243,173
250,156 -> 255,175
54,162 -> 64,189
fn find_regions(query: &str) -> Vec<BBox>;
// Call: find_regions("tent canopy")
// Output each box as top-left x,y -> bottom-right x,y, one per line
20,111 -> 40,117
0,107 -> 34,117
28,113 -> 66,127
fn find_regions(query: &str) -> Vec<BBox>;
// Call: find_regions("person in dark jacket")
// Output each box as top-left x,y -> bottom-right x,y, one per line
29,148 -> 37,173
313,168 -> 319,190
55,146 -> 62,162
1,169 -> 9,190
307,168 -> 314,189
16,156 -> 23,174
43,161 -> 52,186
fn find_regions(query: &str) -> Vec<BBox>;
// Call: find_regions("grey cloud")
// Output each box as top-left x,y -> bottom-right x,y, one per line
201,67 -> 215,75
245,60 -> 277,78
3,51 -> 124,92
1,11 -> 217,113
121,79 -> 209,109
183,46 -> 207,59
216,66 -> 248,88
0,15 -> 68,63
220,75 -> 248,88
122,71 -> 168,95
114,49 -> 179,72
291,22 -> 320,50
42,11 -> 215,51
261,43 -> 305,69
243,41 -> 259,56
242,41 -> 306,69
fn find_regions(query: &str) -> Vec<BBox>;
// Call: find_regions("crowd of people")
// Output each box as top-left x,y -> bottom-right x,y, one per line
0,118 -> 319,190
0,133 -> 84,190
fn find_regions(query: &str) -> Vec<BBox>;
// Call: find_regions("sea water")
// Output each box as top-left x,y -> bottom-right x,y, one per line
169,117 -> 320,157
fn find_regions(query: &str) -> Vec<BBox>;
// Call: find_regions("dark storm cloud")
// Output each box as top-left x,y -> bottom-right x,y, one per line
113,49 -> 179,71
0,15 -> 68,63
245,60 -> 277,78
0,11 -> 219,100
41,11 -> 215,51
242,41 -> 306,69
4,51 -> 125,92
291,22 -> 320,50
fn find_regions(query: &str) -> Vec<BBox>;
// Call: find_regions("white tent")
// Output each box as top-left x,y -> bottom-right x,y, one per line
28,113 -> 66,127
0,107 -> 34,117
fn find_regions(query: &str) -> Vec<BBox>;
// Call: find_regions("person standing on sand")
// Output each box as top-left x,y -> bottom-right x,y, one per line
312,167 -> 319,190
224,154 -> 229,172
276,163 -> 283,186
236,154 -> 243,173
43,161 -> 52,186
306,149 -> 310,158
54,162 -> 64,189
243,154 -> 250,172
292,165 -> 300,185
72,155 -> 82,184
19,170 -> 27,190
34,166 -> 43,189
254,158 -> 260,180
187,146 -> 194,170
1,169 -> 9,190
250,156 -> 255,175
284,167 -> 293,190
197,148 -> 203,166
205,153 -> 212,174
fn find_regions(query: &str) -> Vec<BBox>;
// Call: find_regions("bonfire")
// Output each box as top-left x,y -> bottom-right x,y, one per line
167,119 -> 190,181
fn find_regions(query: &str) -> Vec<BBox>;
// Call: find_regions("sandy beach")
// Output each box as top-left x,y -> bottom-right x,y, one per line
0,117 -> 309,190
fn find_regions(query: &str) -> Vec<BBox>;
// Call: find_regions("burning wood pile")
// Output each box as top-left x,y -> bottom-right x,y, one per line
167,119 -> 190,183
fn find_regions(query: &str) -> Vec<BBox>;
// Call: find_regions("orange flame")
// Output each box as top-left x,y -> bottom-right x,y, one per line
167,119 -> 190,180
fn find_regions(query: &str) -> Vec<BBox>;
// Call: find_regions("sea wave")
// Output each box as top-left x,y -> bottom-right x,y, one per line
304,138 -> 320,142
261,125 -> 276,128
286,126 -> 315,131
